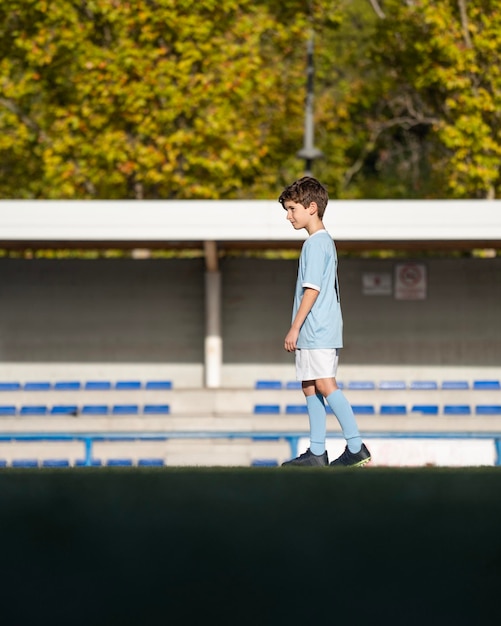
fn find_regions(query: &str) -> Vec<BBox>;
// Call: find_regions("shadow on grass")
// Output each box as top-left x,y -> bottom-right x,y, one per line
0,466 -> 500,625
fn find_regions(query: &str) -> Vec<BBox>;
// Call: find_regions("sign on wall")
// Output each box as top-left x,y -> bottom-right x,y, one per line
394,262 -> 427,300
362,272 -> 392,295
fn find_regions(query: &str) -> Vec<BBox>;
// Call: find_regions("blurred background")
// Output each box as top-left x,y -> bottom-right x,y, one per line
0,0 -> 500,467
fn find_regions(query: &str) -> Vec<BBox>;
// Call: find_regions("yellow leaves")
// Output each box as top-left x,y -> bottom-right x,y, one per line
118,161 -> 135,176
371,0 -> 501,197
0,0 -> 339,198
439,107 -> 501,197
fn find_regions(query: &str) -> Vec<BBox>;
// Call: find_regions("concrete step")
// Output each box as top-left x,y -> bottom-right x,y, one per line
0,412 -> 499,434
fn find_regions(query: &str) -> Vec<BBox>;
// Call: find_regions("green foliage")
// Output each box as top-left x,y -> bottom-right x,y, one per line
408,0 -> 501,198
322,0 -> 501,199
0,0 -> 334,199
2,1 -> 501,199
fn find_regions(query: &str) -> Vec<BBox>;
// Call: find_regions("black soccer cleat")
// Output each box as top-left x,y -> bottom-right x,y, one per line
329,443 -> 371,467
281,448 -> 329,467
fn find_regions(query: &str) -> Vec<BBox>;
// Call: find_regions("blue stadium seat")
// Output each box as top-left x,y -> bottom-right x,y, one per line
285,381 -> 302,390
24,382 -> 51,391
138,458 -> 164,466
473,380 -> 500,390
411,404 -> 439,415
255,380 -> 283,390
112,404 -> 139,415
81,405 -> 109,415
20,405 -> 48,416
0,382 -> 21,391
50,405 -> 78,415
410,381 -> 438,390
379,381 -> 406,390
106,459 -> 133,466
347,381 -> 375,390
143,404 -> 170,415
476,405 -> 501,415
285,404 -> 308,414
54,381 -> 82,391
75,459 -> 102,467
42,459 -> 70,468
145,380 -> 172,390
251,459 -> 279,467
115,381 -> 142,390
0,460 -> 7,468
253,404 -> 280,414
442,380 -> 469,390
84,381 -> 112,390
352,405 -> 376,415
0,405 -> 17,416
380,405 -> 407,415
12,459 -> 38,468
444,405 -> 471,415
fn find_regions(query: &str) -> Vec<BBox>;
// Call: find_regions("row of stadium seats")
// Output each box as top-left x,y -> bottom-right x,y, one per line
251,459 -> 279,467
0,404 -> 170,416
2,458 -> 281,468
0,458 -> 165,468
2,402 -> 499,416
2,379 -> 499,392
0,380 -> 172,391
256,380 -> 501,390
254,403 -> 501,415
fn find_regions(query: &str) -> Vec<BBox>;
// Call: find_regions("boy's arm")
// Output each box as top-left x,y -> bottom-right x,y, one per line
284,287 -> 319,352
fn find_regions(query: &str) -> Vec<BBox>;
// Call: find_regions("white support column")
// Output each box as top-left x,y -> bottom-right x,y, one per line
204,241 -> 222,388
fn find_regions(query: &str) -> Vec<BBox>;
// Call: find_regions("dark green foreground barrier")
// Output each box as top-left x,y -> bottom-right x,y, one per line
0,467 -> 499,625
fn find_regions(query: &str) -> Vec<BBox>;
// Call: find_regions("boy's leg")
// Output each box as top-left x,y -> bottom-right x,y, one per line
281,380 -> 328,466
316,378 -> 363,453
326,388 -> 363,453
304,384 -> 327,456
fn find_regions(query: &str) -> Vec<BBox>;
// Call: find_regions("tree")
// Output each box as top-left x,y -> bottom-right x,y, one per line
316,0 -> 501,199
4,1 -> 498,200
0,0 -> 342,199
401,0 -> 501,198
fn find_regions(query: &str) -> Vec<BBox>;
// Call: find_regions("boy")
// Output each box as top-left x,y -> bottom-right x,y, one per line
279,176 -> 371,467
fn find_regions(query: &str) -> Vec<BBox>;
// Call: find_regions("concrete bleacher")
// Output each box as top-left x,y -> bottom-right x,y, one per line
1,375 -> 499,419
0,375 -> 499,423
252,377 -> 501,418
0,379 -> 173,416
0,370 -> 499,466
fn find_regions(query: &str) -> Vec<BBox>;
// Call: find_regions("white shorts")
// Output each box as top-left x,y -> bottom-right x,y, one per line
295,348 -> 339,381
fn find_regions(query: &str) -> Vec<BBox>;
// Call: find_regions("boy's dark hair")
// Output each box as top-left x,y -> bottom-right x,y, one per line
278,176 -> 329,217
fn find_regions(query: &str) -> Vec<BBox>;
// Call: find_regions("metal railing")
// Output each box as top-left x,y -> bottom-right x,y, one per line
0,431 -> 500,466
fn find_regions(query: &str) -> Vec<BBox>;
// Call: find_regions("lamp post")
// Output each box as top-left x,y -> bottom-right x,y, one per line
296,33 -> 323,176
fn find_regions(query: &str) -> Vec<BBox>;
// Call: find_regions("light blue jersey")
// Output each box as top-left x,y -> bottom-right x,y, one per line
292,230 -> 343,349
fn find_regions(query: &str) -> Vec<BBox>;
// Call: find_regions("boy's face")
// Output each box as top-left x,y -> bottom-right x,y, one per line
283,200 -> 316,230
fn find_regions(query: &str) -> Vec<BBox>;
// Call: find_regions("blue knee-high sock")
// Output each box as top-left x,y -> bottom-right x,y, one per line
326,389 -> 362,453
306,393 -> 327,456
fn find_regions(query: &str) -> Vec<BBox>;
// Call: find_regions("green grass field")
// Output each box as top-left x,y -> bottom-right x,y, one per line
1,466 -> 500,625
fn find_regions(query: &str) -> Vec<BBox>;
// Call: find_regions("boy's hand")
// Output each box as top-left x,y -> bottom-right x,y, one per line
284,327 -> 299,352
284,288 -> 318,352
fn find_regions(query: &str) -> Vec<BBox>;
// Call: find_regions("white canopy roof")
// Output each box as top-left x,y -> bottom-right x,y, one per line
1,199 -> 500,248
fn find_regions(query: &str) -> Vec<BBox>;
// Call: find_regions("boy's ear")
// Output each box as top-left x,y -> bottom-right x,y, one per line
308,201 -> 318,215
